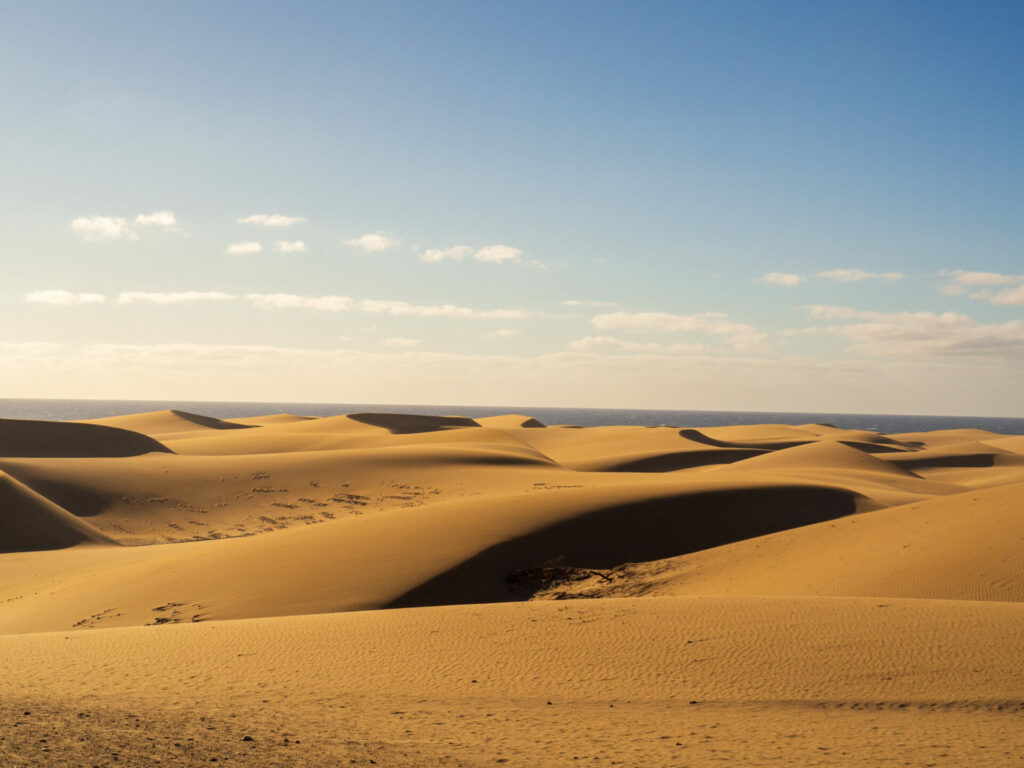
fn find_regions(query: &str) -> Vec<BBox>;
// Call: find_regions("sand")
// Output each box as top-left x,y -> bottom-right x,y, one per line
2,409 -> 1023,766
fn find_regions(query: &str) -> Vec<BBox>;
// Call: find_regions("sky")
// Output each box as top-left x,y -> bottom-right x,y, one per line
2,1 -> 1023,415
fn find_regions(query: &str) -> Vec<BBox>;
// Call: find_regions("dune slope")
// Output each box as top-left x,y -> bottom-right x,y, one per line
0,471 -> 116,554
1,597 -> 1023,767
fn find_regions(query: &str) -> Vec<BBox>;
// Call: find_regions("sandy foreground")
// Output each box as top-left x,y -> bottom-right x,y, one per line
1,410 -> 1023,766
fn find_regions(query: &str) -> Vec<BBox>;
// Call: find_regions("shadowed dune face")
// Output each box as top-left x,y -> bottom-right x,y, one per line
0,472 -> 116,553
390,485 -> 864,609
0,418 -> 171,458
678,427 -> 811,451
594,447 -> 765,472
346,412 -> 481,434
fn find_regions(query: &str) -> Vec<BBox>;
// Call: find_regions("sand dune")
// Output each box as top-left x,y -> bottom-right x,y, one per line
530,481 -> 1024,603
1,409 -> 1022,765
0,471 -> 116,553
84,408 -> 255,440
0,417 -> 170,458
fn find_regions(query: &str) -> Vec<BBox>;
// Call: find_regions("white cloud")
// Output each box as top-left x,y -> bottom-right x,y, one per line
942,270 -> 1020,287
238,214 -> 307,227
591,311 -> 768,353
274,240 -> 307,253
803,305 -> 871,320
307,297 -> 355,312
134,210 -> 177,229
802,305 -> 1024,359
563,299 -> 620,308
382,337 -> 421,347
937,271 -> 1024,304
116,291 -> 234,305
760,269 -> 903,285
358,299 -> 531,319
567,336 -> 706,354
487,328 -> 520,338
246,293 -> 352,311
760,272 -> 804,286
418,243 -> 540,267
592,311 -> 746,335
24,290 -> 107,305
474,244 -> 522,263
71,216 -> 137,241
816,268 -> 902,282
475,308 -> 534,320
245,294 -> 526,317
344,232 -> 397,252
992,284 -> 1024,305
226,241 -> 263,254
420,245 -> 473,263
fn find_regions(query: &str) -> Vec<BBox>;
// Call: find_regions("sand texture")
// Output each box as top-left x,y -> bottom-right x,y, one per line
2,409 -> 1023,766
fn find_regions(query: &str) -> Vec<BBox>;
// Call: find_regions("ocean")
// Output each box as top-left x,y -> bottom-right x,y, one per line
1,398 -> 1022,435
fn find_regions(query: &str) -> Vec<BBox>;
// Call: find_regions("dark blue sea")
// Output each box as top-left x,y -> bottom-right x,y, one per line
1,398 -> 1023,435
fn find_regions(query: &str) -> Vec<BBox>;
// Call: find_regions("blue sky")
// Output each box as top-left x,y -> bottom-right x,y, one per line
2,1 -> 1023,414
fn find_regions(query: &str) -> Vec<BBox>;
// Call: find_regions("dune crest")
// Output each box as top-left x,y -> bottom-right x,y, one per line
346,412 -> 481,434
84,409 -> 254,438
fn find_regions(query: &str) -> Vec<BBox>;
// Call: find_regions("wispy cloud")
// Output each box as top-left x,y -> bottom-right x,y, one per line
116,291 -> 235,304
487,328 -> 520,338
802,305 -> 1024,359
343,232 -> 397,252
274,240 -> 307,253
24,286 -> 536,322
759,272 -> 804,286
474,244 -> 522,263
567,336 -> 706,354
942,270 -> 1020,287
24,289 -> 107,305
381,337 -> 421,347
760,269 -> 902,285
420,245 -> 473,263
938,270 -> 1024,303
591,310 -> 769,353
226,241 -> 262,254
134,210 -> 178,229
71,216 -> 137,241
991,284 -> 1024,305
592,310 -> 745,335
246,293 -> 351,311
420,242 -> 540,267
817,268 -> 902,282
238,213 -> 307,227
359,299 -> 531,319
563,299 -> 620,308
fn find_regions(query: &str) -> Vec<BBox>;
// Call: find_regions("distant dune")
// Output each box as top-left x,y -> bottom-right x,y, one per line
1,410 -> 1023,766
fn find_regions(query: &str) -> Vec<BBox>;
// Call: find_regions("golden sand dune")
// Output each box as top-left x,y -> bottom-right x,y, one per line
0,416 -> 170,458
1,410 -> 1023,766
0,471 -> 116,553
0,481 -> 866,633
83,408 -> 255,440
532,481 -> 1024,603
